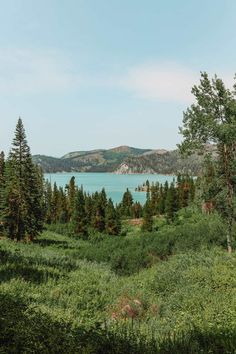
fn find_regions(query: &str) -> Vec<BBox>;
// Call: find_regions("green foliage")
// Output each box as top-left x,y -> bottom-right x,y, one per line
141,201 -> 153,232
47,211 -> 229,276
44,182 -> 122,236
0,112 -> 235,352
0,151 -> 5,184
71,188 -> 88,238
179,72 -> 236,251
67,176 -> 76,220
105,199 -> 121,235
0,118 -> 44,241
119,188 -> 133,218
0,224 -> 236,353
136,176 -> 196,221
33,146 -> 203,175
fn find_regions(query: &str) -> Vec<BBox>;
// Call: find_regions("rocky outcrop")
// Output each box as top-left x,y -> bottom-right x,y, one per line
114,162 -> 156,174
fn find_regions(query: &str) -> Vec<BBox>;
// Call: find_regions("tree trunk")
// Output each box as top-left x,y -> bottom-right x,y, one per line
226,232 -> 232,254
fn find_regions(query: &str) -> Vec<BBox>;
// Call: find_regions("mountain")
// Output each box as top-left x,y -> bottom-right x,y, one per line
114,150 -> 203,175
32,145 -> 205,174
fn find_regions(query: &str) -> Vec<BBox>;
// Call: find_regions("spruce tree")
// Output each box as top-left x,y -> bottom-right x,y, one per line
142,200 -> 153,232
67,176 -> 76,220
105,198 -> 121,235
72,189 -> 87,238
0,151 -> 5,185
150,183 -> 159,215
85,194 -> 94,225
165,182 -> 178,221
92,189 -> 107,232
44,180 -> 53,224
158,184 -> 165,214
25,160 -> 44,240
1,118 -> 44,241
51,182 -> 60,223
58,186 -> 69,223
132,201 -> 143,218
120,188 -> 133,217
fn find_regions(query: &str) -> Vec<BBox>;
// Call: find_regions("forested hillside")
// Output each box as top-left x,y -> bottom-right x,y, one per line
33,145 -> 207,174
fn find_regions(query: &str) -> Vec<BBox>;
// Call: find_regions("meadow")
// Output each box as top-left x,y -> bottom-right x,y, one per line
1,210 -> 236,353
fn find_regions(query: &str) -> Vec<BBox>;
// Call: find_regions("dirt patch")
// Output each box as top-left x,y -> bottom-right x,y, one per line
127,218 -> 143,226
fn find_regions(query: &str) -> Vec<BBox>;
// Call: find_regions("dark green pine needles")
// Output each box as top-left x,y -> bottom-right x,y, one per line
0,118 -> 44,241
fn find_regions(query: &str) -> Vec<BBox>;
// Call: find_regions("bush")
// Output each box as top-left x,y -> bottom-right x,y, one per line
1,222 -> 236,353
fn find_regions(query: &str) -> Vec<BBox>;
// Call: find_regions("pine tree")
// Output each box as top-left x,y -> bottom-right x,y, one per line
146,180 -> 150,201
132,202 -> 143,218
0,151 -> 4,185
141,200 -> 153,232
84,194 -> 94,225
58,186 -> 69,223
150,182 -> 159,215
120,188 -> 133,217
25,161 -> 44,240
1,118 -> 44,241
72,188 -> 87,238
0,161 -> 20,239
66,176 -> 76,220
51,182 -> 60,223
92,190 -> 107,232
105,198 -> 121,235
44,180 -> 53,224
158,184 -> 165,214
165,182 -> 178,221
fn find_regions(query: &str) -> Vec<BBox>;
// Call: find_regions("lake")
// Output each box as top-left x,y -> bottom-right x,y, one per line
44,173 -> 175,204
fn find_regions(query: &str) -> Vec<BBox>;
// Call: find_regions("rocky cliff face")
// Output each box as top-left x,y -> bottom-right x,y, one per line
114,162 -> 156,174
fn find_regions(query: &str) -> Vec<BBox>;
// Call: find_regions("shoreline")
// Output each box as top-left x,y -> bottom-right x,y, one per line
44,171 -> 177,176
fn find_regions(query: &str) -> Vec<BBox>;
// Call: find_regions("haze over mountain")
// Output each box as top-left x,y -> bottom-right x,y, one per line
33,145 -> 205,175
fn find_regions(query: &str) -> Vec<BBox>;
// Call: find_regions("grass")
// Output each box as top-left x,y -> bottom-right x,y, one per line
1,214 -> 236,353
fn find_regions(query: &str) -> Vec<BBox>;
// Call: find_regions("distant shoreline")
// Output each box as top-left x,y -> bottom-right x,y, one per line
44,171 -> 176,176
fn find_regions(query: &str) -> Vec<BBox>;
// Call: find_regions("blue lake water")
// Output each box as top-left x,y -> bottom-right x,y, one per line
44,173 -> 175,204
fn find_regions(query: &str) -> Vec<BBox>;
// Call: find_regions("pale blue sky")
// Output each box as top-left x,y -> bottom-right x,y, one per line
1,0 -> 236,156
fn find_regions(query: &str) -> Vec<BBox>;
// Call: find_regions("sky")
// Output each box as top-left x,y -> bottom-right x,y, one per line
1,0 -> 236,157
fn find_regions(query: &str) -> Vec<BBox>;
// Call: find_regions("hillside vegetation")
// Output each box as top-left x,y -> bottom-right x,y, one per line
33,145 -> 205,174
1,74 -> 236,353
1,212 -> 236,353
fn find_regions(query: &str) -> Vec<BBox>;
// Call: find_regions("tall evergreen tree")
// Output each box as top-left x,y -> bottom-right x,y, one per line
165,182 -> 178,221
51,182 -> 60,223
1,118 -> 44,241
120,188 -> 133,217
158,184 -> 165,214
92,189 -> 107,232
84,194 -> 94,225
66,176 -> 76,220
58,186 -> 69,223
72,188 -> 87,238
141,200 -> 153,232
105,198 -> 121,235
0,151 -> 5,184
44,180 -> 53,224
132,201 -> 143,218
